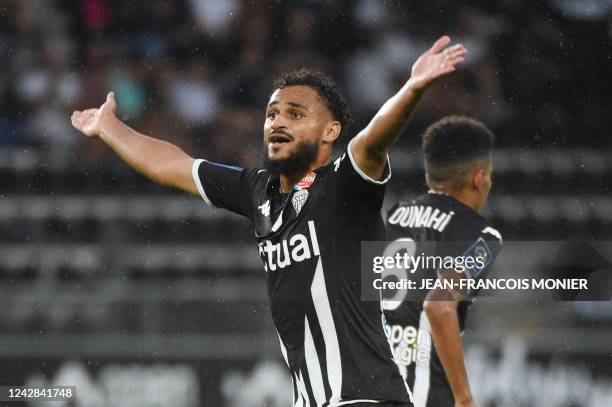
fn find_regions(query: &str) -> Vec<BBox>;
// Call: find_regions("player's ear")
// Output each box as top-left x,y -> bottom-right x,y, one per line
472,167 -> 486,192
322,121 -> 341,144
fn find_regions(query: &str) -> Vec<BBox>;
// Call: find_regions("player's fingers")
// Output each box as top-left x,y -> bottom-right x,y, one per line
71,112 -> 86,129
79,111 -> 96,126
80,110 -> 94,121
444,43 -> 465,54
429,35 -> 451,54
72,111 -> 85,121
443,46 -> 467,61
446,55 -> 465,67
446,48 -> 467,60
438,66 -> 456,78
70,112 -> 79,127
73,109 -> 92,126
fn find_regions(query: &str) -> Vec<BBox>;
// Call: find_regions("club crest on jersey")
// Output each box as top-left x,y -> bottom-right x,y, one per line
292,190 -> 308,214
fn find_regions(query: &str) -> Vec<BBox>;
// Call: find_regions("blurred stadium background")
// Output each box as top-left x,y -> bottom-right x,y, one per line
0,0 -> 611,406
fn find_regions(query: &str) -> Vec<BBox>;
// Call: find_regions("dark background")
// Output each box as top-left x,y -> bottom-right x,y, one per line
0,0 -> 611,406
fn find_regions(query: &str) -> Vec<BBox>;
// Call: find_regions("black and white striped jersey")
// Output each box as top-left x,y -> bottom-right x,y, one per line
193,141 -> 412,407
384,192 -> 502,407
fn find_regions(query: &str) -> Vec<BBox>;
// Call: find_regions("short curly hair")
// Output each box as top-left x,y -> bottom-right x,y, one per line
272,68 -> 351,137
423,115 -> 495,185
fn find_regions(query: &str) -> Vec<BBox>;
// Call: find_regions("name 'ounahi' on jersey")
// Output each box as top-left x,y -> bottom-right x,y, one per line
192,140 -> 411,407
384,192 -> 502,407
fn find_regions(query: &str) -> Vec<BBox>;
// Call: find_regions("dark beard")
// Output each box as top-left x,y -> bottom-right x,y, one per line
262,140 -> 319,176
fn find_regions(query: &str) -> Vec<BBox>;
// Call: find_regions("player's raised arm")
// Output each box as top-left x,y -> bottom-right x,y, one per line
350,36 -> 467,180
71,92 -> 197,195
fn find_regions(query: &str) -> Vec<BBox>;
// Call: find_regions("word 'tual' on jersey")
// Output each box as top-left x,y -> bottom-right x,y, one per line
384,192 -> 502,407
193,140 -> 412,407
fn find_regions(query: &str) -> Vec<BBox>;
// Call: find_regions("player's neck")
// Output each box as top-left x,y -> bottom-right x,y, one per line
279,156 -> 330,193
432,187 -> 482,213
280,173 -> 304,193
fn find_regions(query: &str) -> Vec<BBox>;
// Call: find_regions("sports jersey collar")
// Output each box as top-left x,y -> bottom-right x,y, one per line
427,188 -> 450,197
426,190 -> 483,218
258,166 -> 328,238
265,174 -> 281,196
264,165 -> 327,196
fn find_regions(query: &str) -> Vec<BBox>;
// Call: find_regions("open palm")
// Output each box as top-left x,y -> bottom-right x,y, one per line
71,92 -> 117,138
409,36 -> 467,92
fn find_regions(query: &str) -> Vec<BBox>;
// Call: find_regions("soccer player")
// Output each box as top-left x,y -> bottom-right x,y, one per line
71,36 -> 467,407
383,116 -> 503,407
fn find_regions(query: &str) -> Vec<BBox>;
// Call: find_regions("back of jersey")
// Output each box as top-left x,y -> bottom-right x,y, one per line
383,192 -> 502,407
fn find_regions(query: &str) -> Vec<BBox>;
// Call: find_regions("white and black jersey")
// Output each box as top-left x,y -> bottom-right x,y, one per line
383,192 -> 502,407
193,141 -> 412,407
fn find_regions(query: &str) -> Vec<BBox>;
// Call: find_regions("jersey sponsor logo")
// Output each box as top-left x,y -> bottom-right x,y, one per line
387,205 -> 454,232
463,237 -> 493,278
258,220 -> 321,272
384,323 -> 432,368
258,200 -> 271,217
292,190 -> 308,215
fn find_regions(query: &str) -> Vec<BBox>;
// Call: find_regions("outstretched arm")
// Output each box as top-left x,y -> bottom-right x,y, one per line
71,92 -> 197,195
351,36 -> 467,180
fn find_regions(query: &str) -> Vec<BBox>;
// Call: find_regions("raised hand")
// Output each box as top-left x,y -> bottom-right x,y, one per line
408,36 -> 467,92
71,92 -> 117,138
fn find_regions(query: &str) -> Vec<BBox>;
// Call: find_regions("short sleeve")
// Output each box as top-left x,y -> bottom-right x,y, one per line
435,225 -> 503,298
331,138 -> 392,208
461,232 -> 502,281
457,226 -> 503,297
192,159 -> 264,219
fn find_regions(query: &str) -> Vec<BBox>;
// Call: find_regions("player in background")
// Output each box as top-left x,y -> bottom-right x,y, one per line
383,116 -> 503,407
71,37 -> 467,407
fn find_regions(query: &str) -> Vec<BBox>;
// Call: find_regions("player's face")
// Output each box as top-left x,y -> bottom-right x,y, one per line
263,86 -> 331,173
